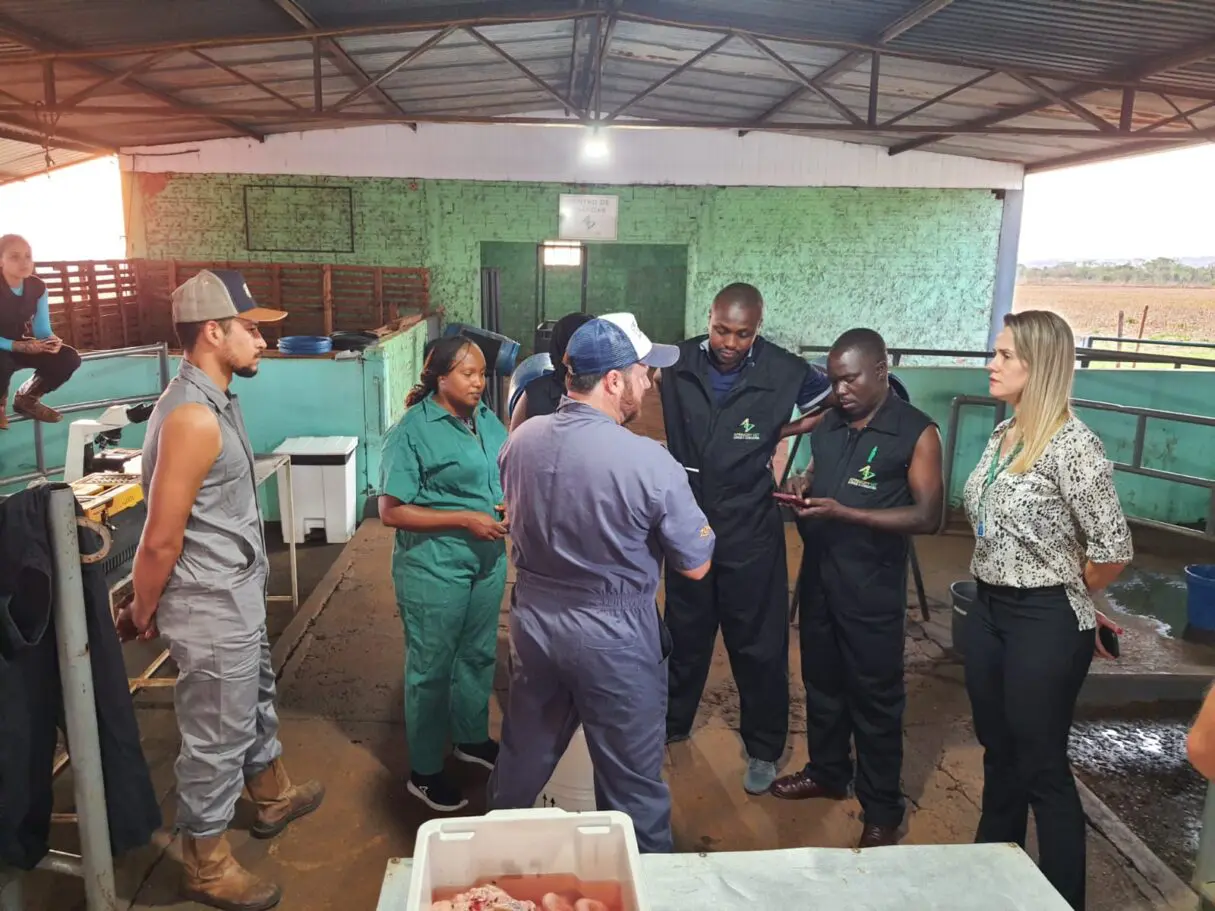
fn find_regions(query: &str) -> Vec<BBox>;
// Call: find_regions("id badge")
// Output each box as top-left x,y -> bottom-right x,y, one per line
976,519 -> 985,539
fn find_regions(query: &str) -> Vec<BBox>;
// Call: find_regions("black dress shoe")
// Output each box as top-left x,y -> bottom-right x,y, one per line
770,769 -> 849,802
858,823 -> 901,848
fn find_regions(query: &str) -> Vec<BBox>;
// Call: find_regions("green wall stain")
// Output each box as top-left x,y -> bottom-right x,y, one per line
125,173 -> 1003,353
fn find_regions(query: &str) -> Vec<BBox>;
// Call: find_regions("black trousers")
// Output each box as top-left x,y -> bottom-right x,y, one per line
0,345 -> 82,399
799,549 -> 907,828
664,535 -> 789,762
963,581 -> 1094,911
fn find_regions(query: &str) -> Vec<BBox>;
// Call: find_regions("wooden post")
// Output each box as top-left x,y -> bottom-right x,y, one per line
374,268 -> 385,327
1132,305 -> 1150,369
165,260 -> 178,345
113,261 -> 130,348
1115,309 -> 1125,369
322,264 -> 334,335
59,265 -> 76,348
87,264 -> 102,349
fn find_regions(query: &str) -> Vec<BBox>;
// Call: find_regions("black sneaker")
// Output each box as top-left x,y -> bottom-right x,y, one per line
407,772 -> 468,813
454,740 -> 499,770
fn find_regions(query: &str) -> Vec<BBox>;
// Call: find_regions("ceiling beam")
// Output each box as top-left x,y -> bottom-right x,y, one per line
739,0 -> 959,134
739,34 -> 863,125
467,26 -> 579,116
881,70 -> 995,126
889,33 -> 1215,154
0,83 -> 120,152
264,0 -> 417,128
1026,138 -> 1210,173
1138,98 -> 1215,133
58,51 -> 177,109
192,49 -> 306,110
577,3 -> 620,119
1,9 -> 599,63
0,11 -> 261,141
3,5 -> 1213,103
331,27 -> 455,112
0,124 -> 111,155
0,151 -> 103,187
606,34 -> 732,122
1003,71 -> 1117,132
16,102 -> 1215,139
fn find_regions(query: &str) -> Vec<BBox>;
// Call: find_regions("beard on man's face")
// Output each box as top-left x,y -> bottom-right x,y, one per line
233,364 -> 259,379
619,381 -> 642,425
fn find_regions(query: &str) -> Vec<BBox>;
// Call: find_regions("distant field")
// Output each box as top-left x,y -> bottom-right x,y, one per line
1014,284 -> 1215,363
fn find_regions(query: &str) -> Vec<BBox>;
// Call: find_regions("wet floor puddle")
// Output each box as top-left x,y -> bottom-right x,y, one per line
1070,709 -> 1204,881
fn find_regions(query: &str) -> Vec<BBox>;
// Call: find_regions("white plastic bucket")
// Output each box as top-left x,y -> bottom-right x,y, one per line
535,726 -> 597,812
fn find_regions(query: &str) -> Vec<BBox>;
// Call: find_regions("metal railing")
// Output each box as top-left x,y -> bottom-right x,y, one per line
798,344 -> 1215,370
1,343 -> 171,488
943,394 -> 1215,539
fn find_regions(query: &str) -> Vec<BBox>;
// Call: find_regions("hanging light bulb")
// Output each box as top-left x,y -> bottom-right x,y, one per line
582,126 -> 610,160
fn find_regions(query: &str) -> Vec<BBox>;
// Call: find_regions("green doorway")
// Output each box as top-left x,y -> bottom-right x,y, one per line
479,241 -> 689,356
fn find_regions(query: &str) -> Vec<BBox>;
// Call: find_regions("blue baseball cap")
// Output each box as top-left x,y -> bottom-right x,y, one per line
565,312 -> 680,375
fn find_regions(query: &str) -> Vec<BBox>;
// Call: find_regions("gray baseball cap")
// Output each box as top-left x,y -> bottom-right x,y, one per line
171,269 -> 288,324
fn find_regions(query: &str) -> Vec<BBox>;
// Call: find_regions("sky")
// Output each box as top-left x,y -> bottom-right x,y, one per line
1,156 -> 126,261
0,141 -> 1211,265
1019,144 -> 1215,264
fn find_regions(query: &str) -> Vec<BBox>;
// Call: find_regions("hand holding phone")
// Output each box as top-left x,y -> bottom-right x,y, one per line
773,491 -> 806,507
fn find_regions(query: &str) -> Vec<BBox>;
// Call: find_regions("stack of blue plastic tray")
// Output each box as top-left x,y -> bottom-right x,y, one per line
277,335 -> 333,356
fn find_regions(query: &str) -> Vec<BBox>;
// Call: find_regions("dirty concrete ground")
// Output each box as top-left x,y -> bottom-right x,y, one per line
17,392 -> 1214,911
1071,704 -> 1208,884
19,521 -> 1200,911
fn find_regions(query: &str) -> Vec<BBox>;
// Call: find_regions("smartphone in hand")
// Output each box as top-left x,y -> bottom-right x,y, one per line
773,492 -> 805,507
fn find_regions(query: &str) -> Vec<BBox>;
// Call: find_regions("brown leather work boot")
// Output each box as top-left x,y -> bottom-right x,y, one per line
12,376 -> 62,423
0,400 -> 8,430
180,833 -> 282,911
245,758 -> 325,839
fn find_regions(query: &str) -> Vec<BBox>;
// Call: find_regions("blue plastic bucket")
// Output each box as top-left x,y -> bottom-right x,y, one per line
1185,565 -> 1215,631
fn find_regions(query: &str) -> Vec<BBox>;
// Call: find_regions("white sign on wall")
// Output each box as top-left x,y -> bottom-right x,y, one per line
558,194 -> 619,241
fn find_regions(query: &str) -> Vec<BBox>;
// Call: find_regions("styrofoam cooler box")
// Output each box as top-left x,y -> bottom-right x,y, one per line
273,436 -> 358,544
407,809 -> 648,911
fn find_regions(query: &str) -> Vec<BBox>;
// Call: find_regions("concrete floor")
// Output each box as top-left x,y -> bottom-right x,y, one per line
17,394 -> 1214,910
17,521 -> 1201,911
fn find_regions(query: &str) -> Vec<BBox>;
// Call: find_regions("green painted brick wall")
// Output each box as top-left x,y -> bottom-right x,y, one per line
125,172 -> 1004,351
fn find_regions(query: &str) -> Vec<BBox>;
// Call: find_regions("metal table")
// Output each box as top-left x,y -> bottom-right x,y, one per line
375,844 -> 1073,911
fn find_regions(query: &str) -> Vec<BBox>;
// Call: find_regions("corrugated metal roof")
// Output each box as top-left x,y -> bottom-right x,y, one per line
0,138 -> 95,181
0,0 -> 1211,181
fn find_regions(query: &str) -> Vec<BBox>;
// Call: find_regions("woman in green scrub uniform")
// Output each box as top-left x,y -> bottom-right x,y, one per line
378,335 -> 509,813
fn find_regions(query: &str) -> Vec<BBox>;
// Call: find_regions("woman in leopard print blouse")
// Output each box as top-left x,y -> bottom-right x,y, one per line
961,310 -> 1132,911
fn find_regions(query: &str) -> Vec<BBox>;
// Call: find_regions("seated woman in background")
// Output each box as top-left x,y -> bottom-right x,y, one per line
0,233 -> 81,429
962,309 -> 1132,911
378,335 -> 510,813
508,311 -> 594,430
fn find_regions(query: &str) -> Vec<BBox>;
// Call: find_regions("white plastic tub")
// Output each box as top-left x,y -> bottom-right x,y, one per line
535,727 -> 596,812
406,809 -> 648,911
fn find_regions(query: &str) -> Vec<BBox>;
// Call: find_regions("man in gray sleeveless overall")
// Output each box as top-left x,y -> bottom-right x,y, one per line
125,270 -> 324,911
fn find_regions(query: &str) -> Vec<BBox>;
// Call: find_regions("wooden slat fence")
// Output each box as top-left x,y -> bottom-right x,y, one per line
34,259 -> 430,350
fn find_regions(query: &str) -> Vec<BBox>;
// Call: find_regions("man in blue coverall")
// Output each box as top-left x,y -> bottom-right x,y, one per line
489,312 -> 715,853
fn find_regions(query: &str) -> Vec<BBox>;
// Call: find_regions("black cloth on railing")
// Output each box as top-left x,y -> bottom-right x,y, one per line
0,484 -> 161,870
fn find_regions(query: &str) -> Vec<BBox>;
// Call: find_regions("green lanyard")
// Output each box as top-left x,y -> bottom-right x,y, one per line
977,435 -> 1021,537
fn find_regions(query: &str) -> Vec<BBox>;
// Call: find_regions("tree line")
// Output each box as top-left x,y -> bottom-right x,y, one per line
1018,258 -> 1215,286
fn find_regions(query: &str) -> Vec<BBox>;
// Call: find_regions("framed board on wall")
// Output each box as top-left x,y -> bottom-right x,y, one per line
244,185 -> 355,254
558,194 -> 618,241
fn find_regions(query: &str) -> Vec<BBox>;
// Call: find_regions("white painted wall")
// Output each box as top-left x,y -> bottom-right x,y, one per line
121,122 -> 1023,190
